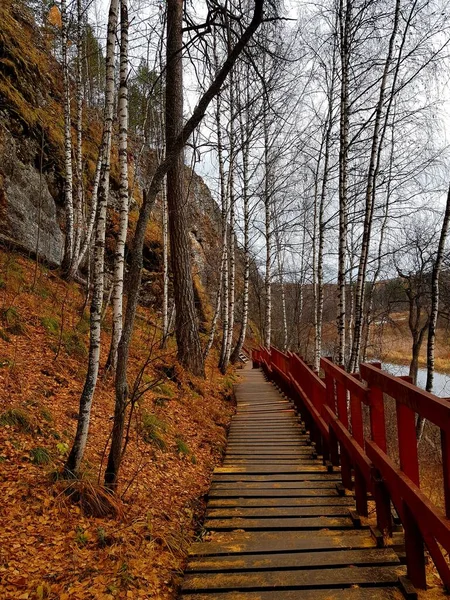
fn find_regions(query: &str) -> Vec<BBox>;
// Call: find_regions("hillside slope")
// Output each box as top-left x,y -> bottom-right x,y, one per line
0,251 -> 236,599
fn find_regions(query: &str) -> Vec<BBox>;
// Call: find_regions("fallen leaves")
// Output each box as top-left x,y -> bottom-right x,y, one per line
0,252 -> 236,599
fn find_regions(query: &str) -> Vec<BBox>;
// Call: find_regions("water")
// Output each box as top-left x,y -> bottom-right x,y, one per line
382,363 -> 450,398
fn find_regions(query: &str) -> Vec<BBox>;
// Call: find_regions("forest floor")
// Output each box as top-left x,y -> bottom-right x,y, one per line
0,250 -> 237,600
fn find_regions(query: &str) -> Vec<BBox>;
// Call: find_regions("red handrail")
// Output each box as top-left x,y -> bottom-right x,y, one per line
257,345 -> 450,591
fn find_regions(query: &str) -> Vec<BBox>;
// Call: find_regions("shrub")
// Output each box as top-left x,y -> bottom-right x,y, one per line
62,331 -> 87,358
0,407 -> 33,432
41,316 -> 59,335
56,477 -> 124,518
40,406 -> 53,423
141,412 -> 167,450
30,446 -> 51,465
175,437 -> 190,456
0,328 -> 11,342
2,307 -> 26,335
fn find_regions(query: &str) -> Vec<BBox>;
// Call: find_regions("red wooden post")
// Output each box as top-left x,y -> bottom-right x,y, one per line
336,381 -> 348,427
369,386 -> 387,453
325,370 -> 336,412
396,401 -> 420,486
350,391 -> 364,447
372,467 -> 392,539
329,426 -> 340,467
441,429 -> 450,519
354,465 -> 368,516
403,500 -> 427,589
340,445 -> 353,490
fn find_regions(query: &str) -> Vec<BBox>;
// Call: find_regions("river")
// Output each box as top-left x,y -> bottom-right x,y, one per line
382,363 -> 450,398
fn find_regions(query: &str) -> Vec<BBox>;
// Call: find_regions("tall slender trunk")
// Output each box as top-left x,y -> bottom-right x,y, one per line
224,72 -> 236,370
204,279 -> 222,360
314,99 -> 333,372
73,0 -> 84,265
348,0 -> 400,372
337,0 -> 351,366
166,0 -> 204,377
70,150 -> 103,277
277,244 -> 288,352
263,102 -> 272,349
61,0 -> 74,274
102,0 -> 265,487
426,185 -> 450,392
65,0 -> 119,477
107,0 -> 129,370
230,100 -> 251,364
416,185 -> 450,439
363,122 -> 395,360
224,193 -> 236,368
217,88 -> 230,370
161,184 -> 170,348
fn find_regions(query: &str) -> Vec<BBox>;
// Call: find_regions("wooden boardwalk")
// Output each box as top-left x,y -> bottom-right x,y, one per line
181,365 -> 407,600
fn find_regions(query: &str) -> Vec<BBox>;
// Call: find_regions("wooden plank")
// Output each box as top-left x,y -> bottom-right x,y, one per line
180,587 -> 405,600
225,450 -> 309,454
206,506 -> 353,518
227,434 -> 307,439
211,481 -> 338,489
235,406 -> 294,411
224,457 -> 316,468
204,516 -> 354,530
189,530 -> 377,556
222,461 -> 317,466
230,418 -> 298,423
226,447 -> 309,451
207,497 -> 354,508
214,466 -> 329,474
212,474 -> 341,482
182,565 -> 406,591
229,424 -> 301,428
209,489 -> 340,498
187,548 -> 400,572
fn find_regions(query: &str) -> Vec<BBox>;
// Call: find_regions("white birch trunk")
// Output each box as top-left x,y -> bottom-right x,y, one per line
263,100 -> 272,349
70,150 -> 102,276
108,0 -> 129,370
337,0 -> 351,366
348,0 -> 400,372
73,0 -> 84,265
61,0 -> 74,274
425,186 -> 450,393
224,72 -> 236,368
277,245 -> 288,352
204,236 -> 228,360
230,98 -> 250,364
225,192 -> 235,366
416,185 -> 450,440
161,183 -> 169,348
217,91 -> 230,371
65,0 -> 119,476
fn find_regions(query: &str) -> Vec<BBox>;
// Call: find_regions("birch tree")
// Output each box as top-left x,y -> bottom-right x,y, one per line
107,0 -> 129,371
104,0 -> 266,488
348,0 -> 401,372
65,0 -> 119,476
60,0 -> 74,275
416,186 -> 450,439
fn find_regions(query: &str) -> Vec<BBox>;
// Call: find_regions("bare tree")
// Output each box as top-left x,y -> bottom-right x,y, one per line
61,0 -> 74,275
107,0 -> 129,371
104,0 -> 265,488
65,0 -> 119,476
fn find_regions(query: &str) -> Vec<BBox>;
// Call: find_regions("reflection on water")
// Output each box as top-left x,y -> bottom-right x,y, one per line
382,363 -> 450,398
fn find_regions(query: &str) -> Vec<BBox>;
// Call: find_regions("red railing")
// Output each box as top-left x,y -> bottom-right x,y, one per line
251,346 -> 450,591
